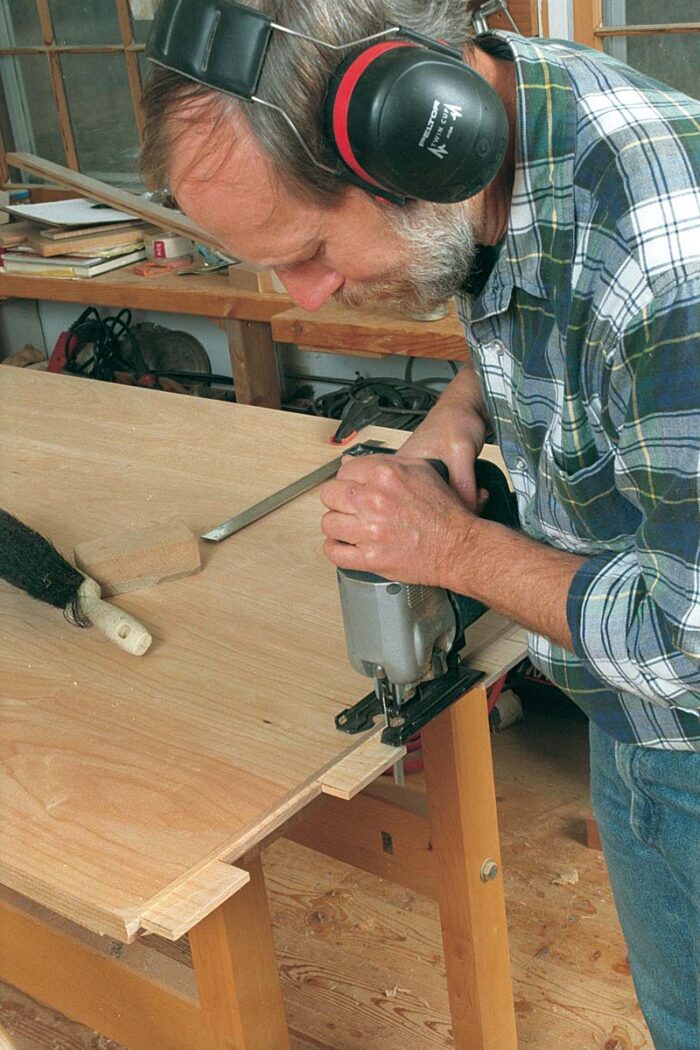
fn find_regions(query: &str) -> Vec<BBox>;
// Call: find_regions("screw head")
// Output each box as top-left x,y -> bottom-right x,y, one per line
480,859 -> 499,882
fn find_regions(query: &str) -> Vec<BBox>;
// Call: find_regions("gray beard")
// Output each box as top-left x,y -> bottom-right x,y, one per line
335,201 -> 477,314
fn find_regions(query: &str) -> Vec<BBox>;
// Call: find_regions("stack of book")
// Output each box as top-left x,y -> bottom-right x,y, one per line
0,197 -> 148,278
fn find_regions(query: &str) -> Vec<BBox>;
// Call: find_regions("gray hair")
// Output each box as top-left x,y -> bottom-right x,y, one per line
140,0 -> 474,202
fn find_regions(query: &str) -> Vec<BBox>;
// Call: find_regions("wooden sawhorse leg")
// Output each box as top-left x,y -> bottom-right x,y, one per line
0,855 -> 289,1050
421,685 -> 517,1050
190,853 -> 291,1050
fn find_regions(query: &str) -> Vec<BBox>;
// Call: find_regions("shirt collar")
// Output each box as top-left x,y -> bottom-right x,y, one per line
468,32 -> 577,322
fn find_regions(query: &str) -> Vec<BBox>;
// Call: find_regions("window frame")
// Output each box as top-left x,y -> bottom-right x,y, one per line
573,0 -> 700,50
0,0 -> 146,188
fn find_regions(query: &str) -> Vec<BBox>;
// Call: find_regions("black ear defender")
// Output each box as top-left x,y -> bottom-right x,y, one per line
146,0 -> 509,205
323,41 -> 508,204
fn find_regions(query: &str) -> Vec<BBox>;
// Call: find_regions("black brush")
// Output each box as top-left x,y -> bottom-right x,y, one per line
0,508 -> 152,656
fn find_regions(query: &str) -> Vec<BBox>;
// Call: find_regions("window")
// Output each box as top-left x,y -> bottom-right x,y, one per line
0,0 -> 156,188
574,0 -> 699,99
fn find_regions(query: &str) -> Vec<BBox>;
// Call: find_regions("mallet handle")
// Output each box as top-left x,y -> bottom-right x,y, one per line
77,578 -> 152,656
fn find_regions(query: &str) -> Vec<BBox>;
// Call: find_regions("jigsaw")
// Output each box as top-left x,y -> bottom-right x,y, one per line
334,454 -> 518,746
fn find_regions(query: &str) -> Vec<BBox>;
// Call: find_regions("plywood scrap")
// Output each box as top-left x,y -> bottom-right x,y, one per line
74,519 -> 201,596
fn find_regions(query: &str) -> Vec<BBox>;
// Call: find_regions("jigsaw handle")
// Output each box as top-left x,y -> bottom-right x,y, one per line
339,453 -> 449,587
474,458 -> 518,528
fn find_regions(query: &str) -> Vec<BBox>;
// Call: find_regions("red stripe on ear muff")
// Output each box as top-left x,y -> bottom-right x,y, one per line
332,40 -> 414,190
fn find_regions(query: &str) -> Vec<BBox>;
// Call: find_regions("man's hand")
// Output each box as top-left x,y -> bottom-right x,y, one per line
320,454 -> 475,586
397,404 -> 486,510
396,362 -> 491,509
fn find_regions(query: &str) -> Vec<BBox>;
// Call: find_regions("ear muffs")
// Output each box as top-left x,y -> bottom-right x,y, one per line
323,41 -> 509,203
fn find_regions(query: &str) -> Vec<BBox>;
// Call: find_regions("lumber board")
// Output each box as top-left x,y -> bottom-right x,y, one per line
0,221 -> 34,247
422,689 -> 517,1048
0,370 -> 521,949
272,300 -> 469,360
26,222 -> 146,257
225,317 -> 282,408
462,612 -> 528,685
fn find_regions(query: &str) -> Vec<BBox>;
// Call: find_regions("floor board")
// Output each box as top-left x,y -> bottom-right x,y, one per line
0,696 -> 652,1049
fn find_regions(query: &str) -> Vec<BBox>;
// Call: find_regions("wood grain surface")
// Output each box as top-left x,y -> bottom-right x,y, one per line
0,370 -> 423,941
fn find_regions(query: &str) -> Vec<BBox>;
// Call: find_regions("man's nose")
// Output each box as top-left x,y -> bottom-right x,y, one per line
274,261 -> 345,311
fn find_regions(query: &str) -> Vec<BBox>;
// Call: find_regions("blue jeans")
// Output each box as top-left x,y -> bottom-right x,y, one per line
589,721 -> 700,1050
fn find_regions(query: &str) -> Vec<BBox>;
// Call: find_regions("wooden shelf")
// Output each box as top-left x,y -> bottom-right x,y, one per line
272,300 -> 468,359
0,265 -> 290,322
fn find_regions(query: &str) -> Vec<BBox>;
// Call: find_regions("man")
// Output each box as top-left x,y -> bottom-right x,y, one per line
140,3 -> 699,1047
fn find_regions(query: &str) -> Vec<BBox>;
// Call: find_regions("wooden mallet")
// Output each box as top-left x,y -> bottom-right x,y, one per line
0,508 -> 152,656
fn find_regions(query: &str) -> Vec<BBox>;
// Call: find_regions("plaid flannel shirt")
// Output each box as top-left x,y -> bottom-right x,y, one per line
458,33 -> 700,749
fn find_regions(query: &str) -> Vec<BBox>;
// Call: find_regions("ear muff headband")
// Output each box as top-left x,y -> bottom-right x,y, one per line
331,41 -> 414,192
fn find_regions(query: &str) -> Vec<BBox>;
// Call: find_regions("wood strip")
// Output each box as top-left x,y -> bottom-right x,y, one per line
7,152 -> 229,251
140,863 -> 250,941
0,891 -> 214,1050
421,687 -> 517,1049
0,221 -> 35,247
189,855 -> 291,1050
318,736 -> 406,800
27,224 -> 145,256
35,2 -> 79,170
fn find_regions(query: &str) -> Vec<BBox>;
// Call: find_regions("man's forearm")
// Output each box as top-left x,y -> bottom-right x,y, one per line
435,359 -> 491,430
398,360 -> 492,505
444,516 -> 586,650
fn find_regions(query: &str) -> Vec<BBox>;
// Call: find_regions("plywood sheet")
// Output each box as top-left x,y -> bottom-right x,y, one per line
0,370 -> 516,942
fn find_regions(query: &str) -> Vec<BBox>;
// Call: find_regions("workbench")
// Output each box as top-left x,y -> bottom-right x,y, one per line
0,368 -> 525,1050
0,265 -> 468,410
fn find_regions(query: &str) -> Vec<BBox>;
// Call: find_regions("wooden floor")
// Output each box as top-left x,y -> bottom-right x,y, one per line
0,694 -> 652,1050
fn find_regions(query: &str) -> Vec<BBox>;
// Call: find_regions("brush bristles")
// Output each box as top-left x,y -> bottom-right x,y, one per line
0,508 -> 90,624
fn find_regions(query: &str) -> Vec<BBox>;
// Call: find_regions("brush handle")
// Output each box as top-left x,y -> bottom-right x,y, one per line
77,578 -> 152,656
